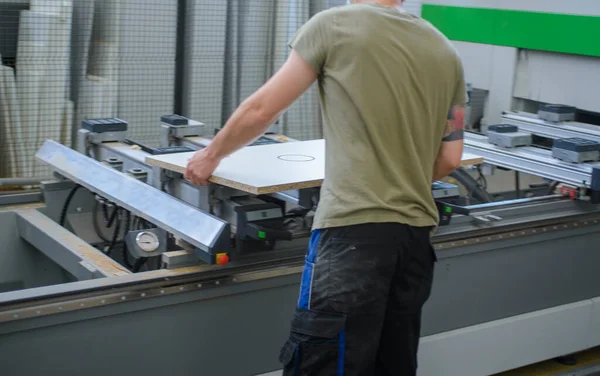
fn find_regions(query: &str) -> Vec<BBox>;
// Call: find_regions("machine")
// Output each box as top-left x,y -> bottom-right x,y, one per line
1,109 -> 600,376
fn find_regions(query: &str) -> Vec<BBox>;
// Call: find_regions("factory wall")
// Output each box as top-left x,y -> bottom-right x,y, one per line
1,0 -> 597,179
418,0 -> 600,126
421,0 -> 600,16
0,0 -> 334,179
182,0 -> 328,142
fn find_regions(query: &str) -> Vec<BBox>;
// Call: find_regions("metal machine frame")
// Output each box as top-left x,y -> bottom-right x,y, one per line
2,113 -> 600,376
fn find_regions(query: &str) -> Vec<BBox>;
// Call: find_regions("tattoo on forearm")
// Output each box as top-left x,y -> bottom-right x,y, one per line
442,105 -> 465,141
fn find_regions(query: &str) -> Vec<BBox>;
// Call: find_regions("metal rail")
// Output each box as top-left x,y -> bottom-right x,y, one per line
464,133 -> 600,187
2,209 -> 600,324
502,112 -> 600,142
0,177 -> 53,186
465,195 -> 563,211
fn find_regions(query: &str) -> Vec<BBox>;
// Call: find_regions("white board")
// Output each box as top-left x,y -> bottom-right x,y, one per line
147,139 -> 325,194
146,139 -> 484,195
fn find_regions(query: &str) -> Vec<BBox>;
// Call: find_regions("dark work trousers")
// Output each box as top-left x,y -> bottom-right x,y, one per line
279,222 -> 436,376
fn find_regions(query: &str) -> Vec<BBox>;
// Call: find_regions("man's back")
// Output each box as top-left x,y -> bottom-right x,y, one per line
290,3 -> 466,229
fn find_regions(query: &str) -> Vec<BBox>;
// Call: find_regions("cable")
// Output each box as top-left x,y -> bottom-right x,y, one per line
60,184 -> 82,227
450,168 -> 494,203
104,209 -> 122,256
476,165 -> 488,190
106,205 -> 119,228
102,201 -> 110,222
93,197 -> 133,247
132,257 -> 148,273
92,199 -> 112,243
546,181 -> 560,196
122,211 -> 133,269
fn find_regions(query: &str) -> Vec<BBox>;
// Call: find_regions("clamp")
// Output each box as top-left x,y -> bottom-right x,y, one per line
234,203 -> 293,253
436,201 -> 471,226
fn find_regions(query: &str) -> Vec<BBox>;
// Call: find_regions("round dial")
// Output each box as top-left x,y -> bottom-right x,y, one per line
135,231 -> 160,253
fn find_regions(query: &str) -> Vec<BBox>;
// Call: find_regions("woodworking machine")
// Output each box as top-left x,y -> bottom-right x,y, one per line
2,114 -> 600,376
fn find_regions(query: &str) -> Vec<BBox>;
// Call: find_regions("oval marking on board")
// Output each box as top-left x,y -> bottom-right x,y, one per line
277,154 -> 315,162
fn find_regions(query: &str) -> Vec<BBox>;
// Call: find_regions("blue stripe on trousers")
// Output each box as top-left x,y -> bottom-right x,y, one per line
338,329 -> 346,375
297,229 -> 321,309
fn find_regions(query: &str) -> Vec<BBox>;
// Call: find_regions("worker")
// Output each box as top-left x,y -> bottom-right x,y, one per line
185,0 -> 466,374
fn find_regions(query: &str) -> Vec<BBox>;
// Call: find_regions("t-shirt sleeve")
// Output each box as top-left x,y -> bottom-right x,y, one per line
452,58 -> 468,106
288,11 -> 332,74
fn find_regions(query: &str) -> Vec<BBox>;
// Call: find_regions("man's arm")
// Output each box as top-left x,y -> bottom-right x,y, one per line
432,105 -> 465,182
184,51 -> 319,186
204,50 -> 318,160
185,9 -> 331,186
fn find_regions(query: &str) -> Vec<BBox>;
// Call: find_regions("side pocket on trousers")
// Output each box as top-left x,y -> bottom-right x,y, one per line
279,308 -> 346,376
430,244 -> 438,263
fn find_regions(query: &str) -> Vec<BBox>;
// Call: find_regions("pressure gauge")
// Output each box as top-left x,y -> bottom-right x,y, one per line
135,231 -> 160,253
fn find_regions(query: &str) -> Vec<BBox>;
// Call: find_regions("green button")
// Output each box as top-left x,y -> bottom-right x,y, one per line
258,231 -> 266,239
445,206 -> 452,213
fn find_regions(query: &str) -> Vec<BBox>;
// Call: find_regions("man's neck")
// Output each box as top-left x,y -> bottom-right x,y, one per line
367,0 -> 406,13
370,0 -> 401,7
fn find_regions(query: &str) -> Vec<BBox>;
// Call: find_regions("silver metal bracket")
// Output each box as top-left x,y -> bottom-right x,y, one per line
162,250 -> 202,269
472,213 -> 503,224
126,168 -> 148,182
41,179 -> 76,192
101,157 -> 123,171
77,128 -> 128,156
89,131 -> 128,144
160,120 -> 205,147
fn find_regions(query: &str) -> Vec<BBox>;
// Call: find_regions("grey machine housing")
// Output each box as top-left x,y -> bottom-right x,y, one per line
538,104 -> 577,123
552,137 -> 600,164
487,124 -> 533,148
3,113 -> 600,376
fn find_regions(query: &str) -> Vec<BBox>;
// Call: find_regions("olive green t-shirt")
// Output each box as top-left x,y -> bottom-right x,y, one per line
289,3 -> 467,230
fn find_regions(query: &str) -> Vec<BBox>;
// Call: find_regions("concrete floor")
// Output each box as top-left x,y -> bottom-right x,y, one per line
258,366 -> 600,376
495,347 -> 600,376
256,347 -> 600,376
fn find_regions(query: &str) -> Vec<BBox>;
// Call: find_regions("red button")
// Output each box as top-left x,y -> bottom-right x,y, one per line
216,254 -> 229,265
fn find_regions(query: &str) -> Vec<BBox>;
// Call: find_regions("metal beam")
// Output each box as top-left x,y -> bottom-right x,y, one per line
16,209 -> 131,280
502,112 -> 600,142
465,133 -> 600,187
35,140 -> 231,256
0,192 -> 42,207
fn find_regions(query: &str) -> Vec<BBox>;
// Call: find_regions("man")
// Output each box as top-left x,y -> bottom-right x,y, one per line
185,0 -> 466,374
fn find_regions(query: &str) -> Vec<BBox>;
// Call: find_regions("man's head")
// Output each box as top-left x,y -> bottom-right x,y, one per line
349,0 -> 404,5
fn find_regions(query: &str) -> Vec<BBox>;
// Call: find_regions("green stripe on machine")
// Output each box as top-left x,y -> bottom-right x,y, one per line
421,5 -> 600,57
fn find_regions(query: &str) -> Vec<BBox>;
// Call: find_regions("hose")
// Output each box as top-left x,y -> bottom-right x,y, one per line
92,200 -> 112,243
450,168 -> 494,203
59,184 -> 82,227
546,181 -> 560,196
122,212 -> 133,269
106,205 -> 119,228
132,257 -> 148,273
104,209 -> 122,256
91,199 -> 146,271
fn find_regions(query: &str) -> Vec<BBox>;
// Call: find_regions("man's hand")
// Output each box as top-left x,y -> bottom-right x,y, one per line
184,149 -> 221,186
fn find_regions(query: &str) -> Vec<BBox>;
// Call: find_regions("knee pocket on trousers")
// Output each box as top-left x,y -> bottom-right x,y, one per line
280,309 -> 346,375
